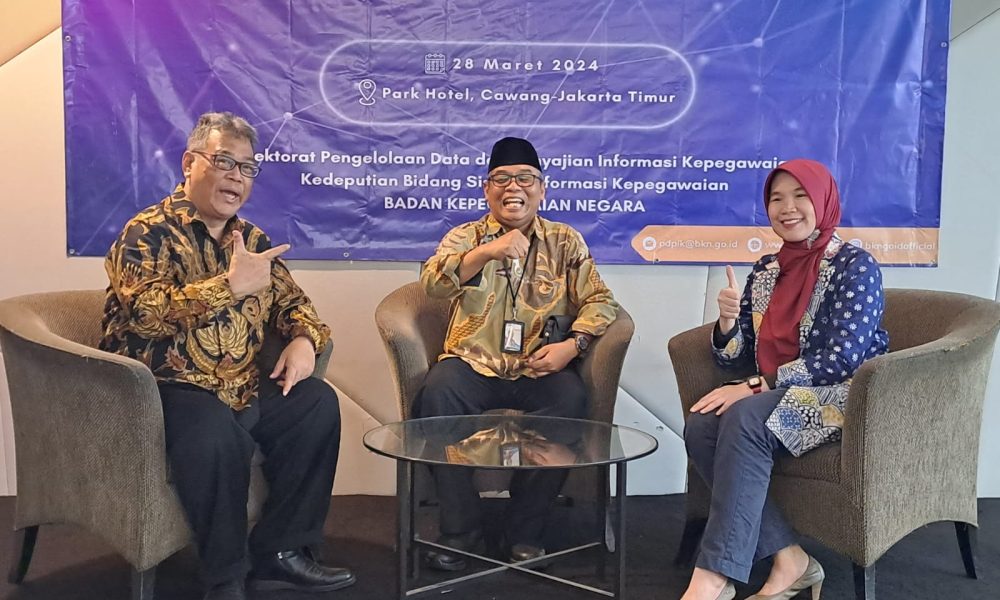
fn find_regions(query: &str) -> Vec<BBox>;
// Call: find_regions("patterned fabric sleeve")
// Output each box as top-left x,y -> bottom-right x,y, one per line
104,221 -> 235,340
565,231 -> 619,336
776,251 -> 885,388
711,266 -> 755,369
420,223 -> 478,299
250,228 -> 331,354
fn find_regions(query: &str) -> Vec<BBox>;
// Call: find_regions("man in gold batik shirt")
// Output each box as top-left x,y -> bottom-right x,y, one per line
100,113 -> 354,600
415,136 -> 619,571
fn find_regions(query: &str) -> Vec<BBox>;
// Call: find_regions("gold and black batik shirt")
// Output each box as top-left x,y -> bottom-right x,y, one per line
421,214 -> 618,379
100,185 -> 331,409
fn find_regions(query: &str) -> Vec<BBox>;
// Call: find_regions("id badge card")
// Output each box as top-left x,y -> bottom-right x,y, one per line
501,442 -> 521,466
502,320 -> 525,354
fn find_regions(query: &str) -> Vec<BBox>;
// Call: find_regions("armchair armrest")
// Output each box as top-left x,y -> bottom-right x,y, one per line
375,282 -> 450,419
578,308 -> 634,424
313,342 -> 333,378
840,320 -> 1000,513
377,318 -> 437,419
668,322 -> 753,413
0,318 -> 182,566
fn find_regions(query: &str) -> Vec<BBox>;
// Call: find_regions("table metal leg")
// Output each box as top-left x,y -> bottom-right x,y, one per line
409,465 -> 420,580
614,463 -> 627,599
397,460 -> 413,600
597,464 -> 609,580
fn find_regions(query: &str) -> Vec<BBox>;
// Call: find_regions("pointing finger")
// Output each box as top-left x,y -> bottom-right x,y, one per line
270,355 -> 286,379
282,368 -> 298,396
260,244 -> 291,260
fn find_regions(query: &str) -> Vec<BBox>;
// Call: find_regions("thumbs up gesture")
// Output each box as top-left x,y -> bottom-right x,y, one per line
717,265 -> 741,335
227,231 -> 291,299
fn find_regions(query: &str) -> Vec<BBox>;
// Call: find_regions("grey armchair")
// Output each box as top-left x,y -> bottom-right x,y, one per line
374,281 -> 633,504
0,290 -> 332,600
668,288 -> 1000,600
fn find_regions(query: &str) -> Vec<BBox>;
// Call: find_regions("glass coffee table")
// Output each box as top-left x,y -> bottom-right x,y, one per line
363,414 -> 658,599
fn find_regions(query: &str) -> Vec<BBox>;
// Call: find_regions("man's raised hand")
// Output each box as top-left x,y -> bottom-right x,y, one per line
486,229 -> 530,262
227,231 -> 290,298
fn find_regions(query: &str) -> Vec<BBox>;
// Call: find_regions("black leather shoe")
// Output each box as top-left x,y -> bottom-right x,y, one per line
424,531 -> 484,572
509,543 -> 550,570
249,549 -> 356,592
203,579 -> 246,600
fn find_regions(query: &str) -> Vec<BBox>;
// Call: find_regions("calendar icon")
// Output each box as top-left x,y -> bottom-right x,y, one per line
424,53 -> 446,75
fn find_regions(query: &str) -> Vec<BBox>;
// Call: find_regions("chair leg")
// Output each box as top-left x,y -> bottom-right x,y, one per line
853,563 -> 875,600
131,566 -> 156,600
955,521 -> 978,579
673,517 -> 706,566
7,525 -> 38,584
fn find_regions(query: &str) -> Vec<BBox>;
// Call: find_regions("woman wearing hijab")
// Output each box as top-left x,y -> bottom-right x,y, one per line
680,159 -> 889,600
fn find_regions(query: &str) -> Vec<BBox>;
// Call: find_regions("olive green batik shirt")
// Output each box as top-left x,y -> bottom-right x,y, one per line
99,185 -> 331,410
421,214 -> 618,379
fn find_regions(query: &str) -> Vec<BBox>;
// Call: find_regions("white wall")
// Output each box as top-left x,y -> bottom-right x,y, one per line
2,6 -> 999,497
952,0 -> 1000,37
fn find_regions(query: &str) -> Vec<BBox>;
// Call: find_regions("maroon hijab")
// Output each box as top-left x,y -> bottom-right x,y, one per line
756,159 -> 841,378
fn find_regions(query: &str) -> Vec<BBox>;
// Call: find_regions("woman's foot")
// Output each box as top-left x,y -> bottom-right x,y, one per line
680,567 -> 733,600
757,545 -> 810,595
747,551 -> 824,599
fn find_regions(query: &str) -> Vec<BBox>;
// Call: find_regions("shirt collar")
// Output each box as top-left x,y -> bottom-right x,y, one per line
165,183 -> 245,235
484,213 -> 543,239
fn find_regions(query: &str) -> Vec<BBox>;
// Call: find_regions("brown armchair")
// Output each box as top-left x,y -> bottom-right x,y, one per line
668,288 -> 1000,600
0,290 -> 332,600
374,281 -> 633,504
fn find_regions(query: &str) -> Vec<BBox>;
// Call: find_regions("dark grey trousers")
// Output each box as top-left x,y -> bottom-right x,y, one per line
684,388 -> 798,582
413,358 -> 587,546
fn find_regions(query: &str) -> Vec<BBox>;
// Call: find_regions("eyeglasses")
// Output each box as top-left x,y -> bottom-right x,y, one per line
487,172 -> 542,188
190,150 -> 261,178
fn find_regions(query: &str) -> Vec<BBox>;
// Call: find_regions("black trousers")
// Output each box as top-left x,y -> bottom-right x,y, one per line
158,378 -> 342,586
412,358 -> 587,546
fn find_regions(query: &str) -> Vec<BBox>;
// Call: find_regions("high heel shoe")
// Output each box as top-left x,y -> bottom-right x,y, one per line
745,555 -> 824,600
717,581 -> 736,600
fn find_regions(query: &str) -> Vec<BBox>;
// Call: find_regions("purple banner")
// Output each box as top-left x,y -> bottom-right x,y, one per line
64,0 -> 949,264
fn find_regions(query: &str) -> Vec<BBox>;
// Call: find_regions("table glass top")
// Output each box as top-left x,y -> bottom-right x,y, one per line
363,415 -> 658,469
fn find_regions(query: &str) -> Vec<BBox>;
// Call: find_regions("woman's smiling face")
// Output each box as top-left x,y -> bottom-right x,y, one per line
767,170 -> 817,243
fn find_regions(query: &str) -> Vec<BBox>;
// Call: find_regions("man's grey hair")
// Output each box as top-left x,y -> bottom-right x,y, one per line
186,112 -> 258,151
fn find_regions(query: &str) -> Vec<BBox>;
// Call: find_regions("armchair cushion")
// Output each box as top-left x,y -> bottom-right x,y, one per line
774,444 -> 841,484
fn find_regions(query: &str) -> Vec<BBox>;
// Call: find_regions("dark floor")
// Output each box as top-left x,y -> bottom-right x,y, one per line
0,494 -> 995,600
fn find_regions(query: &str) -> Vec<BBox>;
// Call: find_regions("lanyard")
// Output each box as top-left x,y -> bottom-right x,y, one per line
503,237 -> 537,317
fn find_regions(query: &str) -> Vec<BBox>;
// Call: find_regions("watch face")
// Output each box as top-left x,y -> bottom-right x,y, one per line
748,376 -> 761,387
575,335 -> 590,353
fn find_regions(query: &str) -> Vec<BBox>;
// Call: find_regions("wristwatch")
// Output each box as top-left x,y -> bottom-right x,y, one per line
571,332 -> 591,357
746,375 -> 763,394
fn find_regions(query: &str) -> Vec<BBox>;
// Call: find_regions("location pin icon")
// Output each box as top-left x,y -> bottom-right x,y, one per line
358,79 -> 377,106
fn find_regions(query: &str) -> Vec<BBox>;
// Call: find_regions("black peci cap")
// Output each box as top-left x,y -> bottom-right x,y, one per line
487,137 -> 541,172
